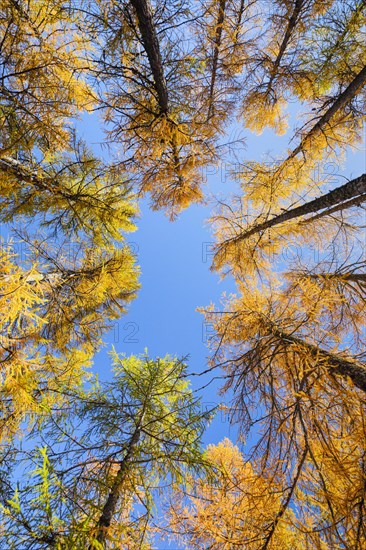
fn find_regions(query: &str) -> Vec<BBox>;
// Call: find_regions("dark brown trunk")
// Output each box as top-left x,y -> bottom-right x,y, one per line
288,64 -> 366,160
261,446 -> 308,550
343,273 -> 366,283
130,0 -> 169,113
301,192 -> 366,224
308,272 -> 366,284
207,0 -> 227,120
271,326 -> 366,394
230,173 -> 365,243
265,0 -> 305,93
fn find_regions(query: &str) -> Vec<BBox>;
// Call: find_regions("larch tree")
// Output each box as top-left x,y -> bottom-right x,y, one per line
0,0 -> 140,439
0,353 -> 213,549
82,0 -> 218,216
0,0 -> 365,547
0,0 -> 93,154
212,172 -> 366,275
240,0 -> 365,134
168,438 -> 327,549
200,278 -> 366,547
56,0 -> 365,216
0,234 -> 139,440
191,0 -> 259,124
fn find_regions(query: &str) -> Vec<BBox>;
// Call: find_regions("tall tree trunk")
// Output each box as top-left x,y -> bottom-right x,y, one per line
261,445 -> 308,550
307,272 -> 366,284
207,0 -> 227,120
0,156 -> 51,190
270,325 -> 366,394
300,192 -> 366,225
288,64 -> 366,161
265,0 -> 305,93
228,173 -> 365,243
92,426 -> 141,548
130,0 -> 169,113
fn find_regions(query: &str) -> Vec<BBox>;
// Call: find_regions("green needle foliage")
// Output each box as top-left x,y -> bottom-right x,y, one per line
0,353 -> 214,549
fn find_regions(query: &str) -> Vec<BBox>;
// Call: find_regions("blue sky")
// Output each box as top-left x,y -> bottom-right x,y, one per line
73,110 -> 365,548
1,105 -> 363,547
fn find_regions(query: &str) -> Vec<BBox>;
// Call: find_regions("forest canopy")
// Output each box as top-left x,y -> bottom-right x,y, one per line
0,0 -> 365,548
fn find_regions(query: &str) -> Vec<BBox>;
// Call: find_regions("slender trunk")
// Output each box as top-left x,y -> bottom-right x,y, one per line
265,0 -> 305,93
229,173 -> 365,243
234,0 -> 246,42
301,192 -> 366,225
207,0 -> 227,120
92,427 -> 141,548
0,156 -> 74,201
270,325 -> 366,394
288,64 -> 366,161
130,0 -> 169,113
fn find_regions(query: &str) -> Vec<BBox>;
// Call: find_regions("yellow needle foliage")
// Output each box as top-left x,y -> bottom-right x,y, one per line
0,0 -> 94,155
0,243 -> 139,440
199,279 -> 366,546
169,438 -> 307,549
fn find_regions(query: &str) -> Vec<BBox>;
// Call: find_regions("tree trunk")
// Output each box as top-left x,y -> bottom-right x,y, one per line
230,173 -> 365,243
300,192 -> 366,225
288,64 -> 366,160
307,272 -> 366,284
92,426 -> 141,548
130,0 -> 169,113
271,325 -> 366,394
265,0 -> 305,93
207,0 -> 227,120
0,156 -> 51,190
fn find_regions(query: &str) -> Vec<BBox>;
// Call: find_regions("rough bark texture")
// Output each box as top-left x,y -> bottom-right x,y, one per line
272,326 -> 366,394
301,192 -> 366,224
232,173 -> 366,242
130,0 -> 169,113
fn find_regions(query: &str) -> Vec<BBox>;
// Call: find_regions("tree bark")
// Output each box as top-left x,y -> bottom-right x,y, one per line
92,426 -> 141,548
271,325 -> 366,394
265,0 -> 305,93
306,272 -> 366,284
229,173 -> 365,243
0,156 -> 51,190
207,0 -> 227,120
300,192 -> 366,225
130,0 -> 169,113
288,64 -> 366,160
